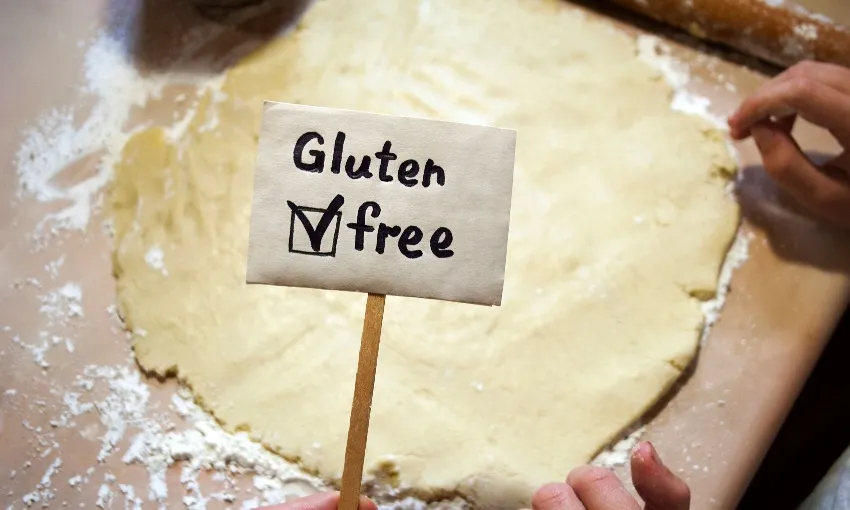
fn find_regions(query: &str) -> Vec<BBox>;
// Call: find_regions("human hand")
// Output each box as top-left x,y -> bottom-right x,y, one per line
257,491 -> 378,510
531,441 -> 690,510
727,60 -> 850,228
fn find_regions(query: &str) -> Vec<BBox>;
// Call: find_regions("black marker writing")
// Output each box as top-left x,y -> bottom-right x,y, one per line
287,194 -> 345,251
347,201 -> 380,251
293,132 -> 325,172
345,154 -> 372,179
398,226 -> 424,259
376,223 -> 401,254
330,132 -> 345,174
344,200 -> 454,259
430,227 -> 454,258
290,130 -> 455,259
398,160 -> 419,187
292,130 -> 446,188
375,141 -> 397,183
422,159 -> 444,187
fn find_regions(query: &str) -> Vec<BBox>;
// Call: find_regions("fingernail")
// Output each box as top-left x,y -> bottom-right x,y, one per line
634,441 -> 656,464
649,443 -> 661,464
725,116 -> 746,140
646,441 -> 659,462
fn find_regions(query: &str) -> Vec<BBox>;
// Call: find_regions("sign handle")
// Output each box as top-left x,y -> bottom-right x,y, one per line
339,293 -> 386,510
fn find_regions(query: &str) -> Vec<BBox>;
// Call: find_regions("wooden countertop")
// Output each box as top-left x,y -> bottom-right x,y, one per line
1,1 -> 849,509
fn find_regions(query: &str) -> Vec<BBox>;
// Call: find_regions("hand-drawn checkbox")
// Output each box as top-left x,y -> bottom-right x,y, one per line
287,195 -> 345,257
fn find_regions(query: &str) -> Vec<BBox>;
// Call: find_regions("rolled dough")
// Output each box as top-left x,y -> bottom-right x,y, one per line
110,0 -> 739,507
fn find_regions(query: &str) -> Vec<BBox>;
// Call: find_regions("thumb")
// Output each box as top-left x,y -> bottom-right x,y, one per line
750,120 -> 816,198
630,442 -> 690,510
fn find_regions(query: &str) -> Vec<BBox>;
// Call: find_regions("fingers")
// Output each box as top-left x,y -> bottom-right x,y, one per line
774,113 -> 796,135
566,466 -> 641,510
727,60 -> 850,228
531,483 -> 587,510
358,495 -> 379,510
728,60 -> 850,140
536,456 -> 686,510
631,442 -> 690,510
773,61 -> 850,98
750,120 -> 850,227
258,492 -> 378,510
257,492 -> 340,510
728,70 -> 850,142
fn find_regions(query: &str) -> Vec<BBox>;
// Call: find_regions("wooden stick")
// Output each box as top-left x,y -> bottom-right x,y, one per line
338,293 -> 386,510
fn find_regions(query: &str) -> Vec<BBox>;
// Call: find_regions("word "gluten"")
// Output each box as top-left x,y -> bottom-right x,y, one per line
293,131 -> 446,187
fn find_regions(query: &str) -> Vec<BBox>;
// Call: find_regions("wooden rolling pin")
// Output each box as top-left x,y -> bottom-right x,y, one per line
601,0 -> 850,69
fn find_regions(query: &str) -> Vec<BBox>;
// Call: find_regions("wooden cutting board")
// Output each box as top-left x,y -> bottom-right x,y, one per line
1,1 -> 848,509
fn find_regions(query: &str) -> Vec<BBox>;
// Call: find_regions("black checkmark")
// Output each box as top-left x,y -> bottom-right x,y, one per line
287,194 -> 345,252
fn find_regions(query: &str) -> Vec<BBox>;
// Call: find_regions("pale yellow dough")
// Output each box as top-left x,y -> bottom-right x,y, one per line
111,0 -> 739,507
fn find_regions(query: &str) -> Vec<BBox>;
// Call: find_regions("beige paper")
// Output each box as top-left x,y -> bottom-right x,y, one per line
246,102 -> 516,306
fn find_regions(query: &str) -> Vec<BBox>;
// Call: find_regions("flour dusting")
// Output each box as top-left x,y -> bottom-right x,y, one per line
701,230 -> 752,336
145,246 -> 169,276
636,34 -> 726,128
593,427 -> 646,468
14,15 -> 225,243
15,32 -> 154,238
20,458 -> 62,508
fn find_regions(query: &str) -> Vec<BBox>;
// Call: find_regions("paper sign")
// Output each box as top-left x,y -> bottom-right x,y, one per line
246,102 -> 516,306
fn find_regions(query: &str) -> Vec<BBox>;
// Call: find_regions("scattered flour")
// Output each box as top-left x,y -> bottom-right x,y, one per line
241,497 -> 260,510
63,391 -> 95,418
636,34 -> 726,128
592,427 -> 647,468
12,330 -> 78,371
122,388 -> 326,506
119,484 -> 144,510
38,283 -> 84,325
14,6 -> 227,243
45,256 -> 65,279
701,230 -> 753,336
84,365 -> 152,462
636,35 -> 689,89
794,23 -> 819,41
96,483 -> 113,509
144,246 -> 169,276
20,336 -> 50,370
39,458 -> 62,488
21,458 -> 62,507
15,30 -> 153,238
809,12 -> 834,24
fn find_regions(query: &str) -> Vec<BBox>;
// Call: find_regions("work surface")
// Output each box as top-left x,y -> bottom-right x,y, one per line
2,1 -> 850,509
